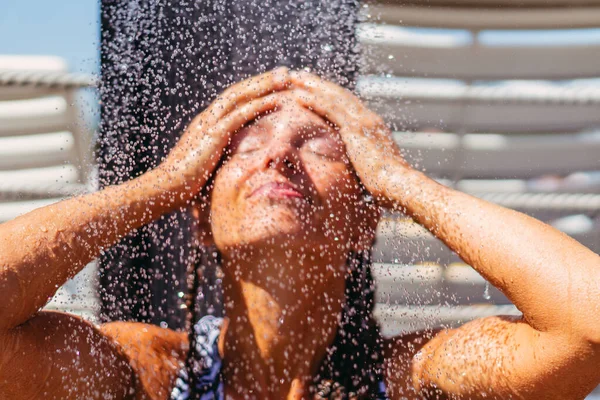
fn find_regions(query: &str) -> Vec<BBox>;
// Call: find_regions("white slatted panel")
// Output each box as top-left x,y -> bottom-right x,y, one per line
359,23 -> 600,80
0,198 -> 64,223
0,86 -> 64,101
374,217 -> 600,266
0,56 -> 96,319
0,165 -> 79,186
0,96 -> 71,137
359,78 -> 600,133
0,131 -> 77,170
0,55 -> 67,71
0,56 -> 70,101
397,131 -> 600,178
365,3 -> 600,30
378,0 -> 600,7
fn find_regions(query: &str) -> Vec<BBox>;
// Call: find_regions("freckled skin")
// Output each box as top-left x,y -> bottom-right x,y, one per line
1,69 -> 600,400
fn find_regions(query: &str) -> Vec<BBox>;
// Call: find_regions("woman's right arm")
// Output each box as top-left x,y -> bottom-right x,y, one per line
0,68 -> 289,332
0,169 -> 178,330
0,68 -> 290,399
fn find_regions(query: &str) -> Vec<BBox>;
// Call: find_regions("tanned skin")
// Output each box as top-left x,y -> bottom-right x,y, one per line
0,68 -> 599,400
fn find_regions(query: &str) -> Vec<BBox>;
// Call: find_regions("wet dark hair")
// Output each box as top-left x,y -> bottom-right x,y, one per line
185,247 -> 384,399
313,249 -> 385,398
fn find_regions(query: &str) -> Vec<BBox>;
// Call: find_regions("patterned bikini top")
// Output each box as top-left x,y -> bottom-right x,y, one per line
170,315 -> 389,399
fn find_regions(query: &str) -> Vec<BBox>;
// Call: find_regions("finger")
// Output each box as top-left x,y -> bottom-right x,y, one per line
211,92 -> 285,139
175,92 -> 286,171
290,72 -> 371,126
292,89 -> 401,164
207,67 -> 290,121
290,70 -> 366,114
290,89 -> 356,128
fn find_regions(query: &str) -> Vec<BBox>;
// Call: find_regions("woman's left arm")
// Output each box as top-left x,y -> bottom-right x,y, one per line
380,167 -> 600,399
290,71 -> 600,399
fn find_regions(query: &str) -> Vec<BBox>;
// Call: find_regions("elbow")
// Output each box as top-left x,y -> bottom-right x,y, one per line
562,313 -> 600,349
0,265 -> 28,332
580,327 -> 600,349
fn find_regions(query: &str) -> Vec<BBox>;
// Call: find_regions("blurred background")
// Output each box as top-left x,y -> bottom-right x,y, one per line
1,0 -> 599,396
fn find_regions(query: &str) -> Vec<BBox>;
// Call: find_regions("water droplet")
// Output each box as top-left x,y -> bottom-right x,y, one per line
483,281 -> 491,300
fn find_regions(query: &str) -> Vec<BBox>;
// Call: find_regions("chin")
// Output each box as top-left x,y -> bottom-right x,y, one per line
215,206 -> 323,252
250,209 -> 316,244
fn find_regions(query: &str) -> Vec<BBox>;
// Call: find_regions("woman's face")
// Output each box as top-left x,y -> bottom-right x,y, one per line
210,99 -> 371,255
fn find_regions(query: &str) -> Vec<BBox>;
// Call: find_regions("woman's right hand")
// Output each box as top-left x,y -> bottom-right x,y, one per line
153,67 -> 291,207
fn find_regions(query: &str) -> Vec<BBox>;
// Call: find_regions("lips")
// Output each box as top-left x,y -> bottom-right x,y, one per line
249,182 -> 305,199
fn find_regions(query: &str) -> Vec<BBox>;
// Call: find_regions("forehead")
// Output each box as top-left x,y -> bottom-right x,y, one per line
230,107 -> 341,152
238,106 -> 337,139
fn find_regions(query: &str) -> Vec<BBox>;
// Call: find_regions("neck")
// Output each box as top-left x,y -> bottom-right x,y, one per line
219,246 -> 347,399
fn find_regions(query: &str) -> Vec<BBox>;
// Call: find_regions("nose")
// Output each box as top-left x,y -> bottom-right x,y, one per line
262,104 -> 306,174
265,143 -> 299,174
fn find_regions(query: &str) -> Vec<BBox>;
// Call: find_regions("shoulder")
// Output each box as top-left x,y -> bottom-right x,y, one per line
381,316 -> 536,400
100,321 -> 188,400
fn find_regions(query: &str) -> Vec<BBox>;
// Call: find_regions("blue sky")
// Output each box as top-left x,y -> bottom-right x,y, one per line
0,0 -> 100,74
1,0 -> 599,75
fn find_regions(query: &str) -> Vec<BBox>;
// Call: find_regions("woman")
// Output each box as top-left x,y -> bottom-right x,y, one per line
0,68 -> 599,400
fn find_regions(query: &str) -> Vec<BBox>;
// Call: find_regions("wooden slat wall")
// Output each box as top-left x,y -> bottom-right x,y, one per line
359,24 -> 600,80
364,4 -> 600,30
397,131 -> 600,179
358,10 -> 600,336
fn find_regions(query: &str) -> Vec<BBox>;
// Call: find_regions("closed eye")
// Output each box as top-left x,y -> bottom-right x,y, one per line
304,138 -> 344,159
235,136 -> 264,155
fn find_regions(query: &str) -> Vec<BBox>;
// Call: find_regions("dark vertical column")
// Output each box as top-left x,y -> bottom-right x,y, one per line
99,0 -> 361,329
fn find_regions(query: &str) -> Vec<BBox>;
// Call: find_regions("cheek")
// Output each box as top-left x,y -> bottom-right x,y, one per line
304,160 -> 362,218
306,160 -> 358,197
210,165 -> 245,230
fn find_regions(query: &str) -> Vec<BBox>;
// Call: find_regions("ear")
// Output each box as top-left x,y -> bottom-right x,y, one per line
352,200 -> 381,252
192,196 -> 215,247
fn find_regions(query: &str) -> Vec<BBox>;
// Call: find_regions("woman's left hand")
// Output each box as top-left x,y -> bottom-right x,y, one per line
289,71 -> 411,205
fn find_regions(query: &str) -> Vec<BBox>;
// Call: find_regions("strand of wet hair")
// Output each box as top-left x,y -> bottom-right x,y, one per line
185,249 -> 203,399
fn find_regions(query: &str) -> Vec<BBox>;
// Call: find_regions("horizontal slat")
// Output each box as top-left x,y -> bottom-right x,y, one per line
364,4 -> 600,30
359,78 -> 600,105
0,164 -> 86,201
0,96 -> 70,137
0,56 -> 71,101
0,85 -> 69,101
0,198 -> 63,223
447,175 -> 600,194
359,24 -> 600,80
0,165 -> 80,186
0,70 -> 97,101
360,79 -> 600,133
373,263 -> 509,305
373,218 -> 600,265
0,131 -> 76,170
375,303 -> 521,336
0,55 -> 67,71
397,131 -> 600,179
375,0 -> 600,7
0,183 -> 88,201
470,193 -> 600,214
